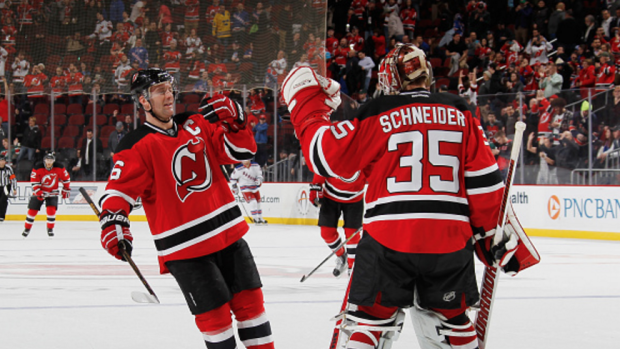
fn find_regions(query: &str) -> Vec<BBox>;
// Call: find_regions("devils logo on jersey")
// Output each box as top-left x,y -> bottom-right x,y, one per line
172,138 -> 212,202
41,174 -> 58,189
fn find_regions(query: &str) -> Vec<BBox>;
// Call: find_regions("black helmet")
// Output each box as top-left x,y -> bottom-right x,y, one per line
130,68 -> 176,103
43,152 -> 56,162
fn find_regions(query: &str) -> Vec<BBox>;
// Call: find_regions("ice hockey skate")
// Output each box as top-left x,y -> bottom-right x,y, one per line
22,229 -> 30,237
47,228 -> 54,237
333,253 -> 348,277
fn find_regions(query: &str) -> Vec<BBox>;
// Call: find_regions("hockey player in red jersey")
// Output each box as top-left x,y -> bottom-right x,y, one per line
23,152 -> 70,237
282,44 -> 535,348
99,68 -> 274,349
310,173 -> 365,276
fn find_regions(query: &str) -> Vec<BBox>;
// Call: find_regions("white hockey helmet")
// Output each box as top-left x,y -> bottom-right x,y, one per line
378,43 -> 433,95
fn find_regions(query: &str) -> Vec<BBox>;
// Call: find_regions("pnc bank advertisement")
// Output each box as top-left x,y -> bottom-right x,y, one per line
510,185 -> 620,240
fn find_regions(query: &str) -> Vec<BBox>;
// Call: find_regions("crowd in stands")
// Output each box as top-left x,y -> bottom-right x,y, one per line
0,0 -> 619,185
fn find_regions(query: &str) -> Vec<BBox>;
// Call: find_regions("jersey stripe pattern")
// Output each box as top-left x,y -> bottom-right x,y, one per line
101,112 -> 257,273
0,164 -> 17,190
298,89 -> 503,254
311,173 -> 365,203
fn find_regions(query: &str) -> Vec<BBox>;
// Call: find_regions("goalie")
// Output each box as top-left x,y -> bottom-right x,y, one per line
281,44 -> 539,349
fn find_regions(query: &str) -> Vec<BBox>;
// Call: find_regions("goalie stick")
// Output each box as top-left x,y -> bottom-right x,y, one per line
474,121 -> 526,348
79,187 -> 160,304
300,227 -> 362,283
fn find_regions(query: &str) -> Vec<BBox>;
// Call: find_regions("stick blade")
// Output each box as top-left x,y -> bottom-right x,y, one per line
131,291 -> 160,304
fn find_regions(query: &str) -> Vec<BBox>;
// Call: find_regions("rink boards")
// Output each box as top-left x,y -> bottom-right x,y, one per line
4,183 -> 620,241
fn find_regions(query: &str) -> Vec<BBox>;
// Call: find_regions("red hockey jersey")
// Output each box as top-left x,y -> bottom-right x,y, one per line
296,89 -> 504,254
100,112 -> 257,274
312,173 -> 366,203
31,164 -> 70,197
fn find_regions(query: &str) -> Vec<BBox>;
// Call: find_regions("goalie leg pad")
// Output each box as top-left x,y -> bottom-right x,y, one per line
342,303 -> 402,349
410,305 -> 478,349
195,303 -> 237,349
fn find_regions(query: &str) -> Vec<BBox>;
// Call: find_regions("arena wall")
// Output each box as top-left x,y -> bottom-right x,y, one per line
5,183 -> 620,241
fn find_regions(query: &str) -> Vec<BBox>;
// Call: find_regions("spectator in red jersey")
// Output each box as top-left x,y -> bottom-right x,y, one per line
204,0 -> 220,37
50,67 -> 67,100
66,64 -> 84,105
162,39 -> 181,81
23,64 -> 47,102
184,0 -> 200,35
371,28 -> 386,60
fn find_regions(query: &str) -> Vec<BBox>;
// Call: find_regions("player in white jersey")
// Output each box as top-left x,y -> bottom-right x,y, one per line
230,160 -> 267,225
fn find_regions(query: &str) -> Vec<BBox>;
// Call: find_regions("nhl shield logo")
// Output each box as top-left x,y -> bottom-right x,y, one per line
443,291 -> 456,302
171,138 -> 212,202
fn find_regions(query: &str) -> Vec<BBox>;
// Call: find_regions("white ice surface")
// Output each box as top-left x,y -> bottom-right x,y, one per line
1,221 -> 619,349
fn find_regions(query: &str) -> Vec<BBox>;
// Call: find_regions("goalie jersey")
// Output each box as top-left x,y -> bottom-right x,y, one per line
230,162 -> 263,193
100,112 -> 257,273
298,89 -> 504,254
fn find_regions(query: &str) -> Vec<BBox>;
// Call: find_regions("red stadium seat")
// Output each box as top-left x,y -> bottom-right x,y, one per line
53,104 -> 66,115
53,114 -> 67,126
103,103 -> 120,115
175,103 -> 186,113
182,94 -> 201,104
34,103 -> 49,115
62,125 -> 80,138
186,103 -> 200,113
95,114 -> 108,126
58,137 -> 75,149
101,125 -> 116,139
120,103 -> 134,114
67,103 -> 83,115
34,113 -> 48,125
68,114 -> 85,126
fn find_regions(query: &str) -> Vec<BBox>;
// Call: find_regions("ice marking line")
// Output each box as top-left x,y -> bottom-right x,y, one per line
2,295 -> 620,311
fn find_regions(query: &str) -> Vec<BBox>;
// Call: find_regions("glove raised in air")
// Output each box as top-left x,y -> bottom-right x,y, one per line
200,94 -> 247,133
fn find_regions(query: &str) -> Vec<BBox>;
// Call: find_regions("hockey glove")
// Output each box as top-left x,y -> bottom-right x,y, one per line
473,223 -> 519,270
281,67 -> 341,130
33,190 -> 45,201
232,183 -> 240,196
309,183 -> 323,207
100,209 -> 133,261
200,94 -> 247,133
62,188 -> 71,199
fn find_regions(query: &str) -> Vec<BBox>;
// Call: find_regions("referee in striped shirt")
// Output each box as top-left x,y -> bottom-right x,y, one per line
0,154 -> 17,222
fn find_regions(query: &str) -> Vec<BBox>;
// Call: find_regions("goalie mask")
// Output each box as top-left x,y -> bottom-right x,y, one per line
378,43 -> 433,95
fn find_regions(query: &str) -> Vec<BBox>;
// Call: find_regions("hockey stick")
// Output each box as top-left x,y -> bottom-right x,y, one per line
220,165 -> 255,223
329,272 -> 353,349
79,187 -> 160,304
300,227 -> 362,283
474,121 -> 526,349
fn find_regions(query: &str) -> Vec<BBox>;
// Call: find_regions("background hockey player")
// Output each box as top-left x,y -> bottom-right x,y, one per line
0,154 -> 17,222
281,45 -> 526,349
23,152 -> 70,237
230,159 -> 267,225
309,172 -> 365,276
99,68 -> 274,349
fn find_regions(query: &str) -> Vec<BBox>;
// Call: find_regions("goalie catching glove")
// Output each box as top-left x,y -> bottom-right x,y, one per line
200,93 -> 247,133
281,67 -> 341,130
474,202 -> 541,275
100,209 -> 133,261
